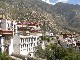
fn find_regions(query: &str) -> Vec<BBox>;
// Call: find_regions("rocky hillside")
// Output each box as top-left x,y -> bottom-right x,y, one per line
0,0 -> 80,33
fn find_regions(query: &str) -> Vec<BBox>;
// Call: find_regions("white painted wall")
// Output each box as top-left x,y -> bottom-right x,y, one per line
9,38 -> 14,55
20,35 -> 40,57
1,37 -> 4,53
13,35 -> 20,54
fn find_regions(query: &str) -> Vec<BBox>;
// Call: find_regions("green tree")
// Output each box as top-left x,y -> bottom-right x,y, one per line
35,44 -> 69,60
35,45 -> 46,59
35,43 -> 80,60
76,52 -> 80,60
0,52 -> 11,60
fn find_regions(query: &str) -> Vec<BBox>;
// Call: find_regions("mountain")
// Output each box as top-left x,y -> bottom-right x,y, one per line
0,0 -> 80,33
51,3 -> 80,33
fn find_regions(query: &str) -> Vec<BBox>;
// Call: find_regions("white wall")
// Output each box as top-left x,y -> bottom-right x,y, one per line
13,35 -> 20,54
20,35 -> 40,57
1,37 -> 4,53
9,38 -> 14,55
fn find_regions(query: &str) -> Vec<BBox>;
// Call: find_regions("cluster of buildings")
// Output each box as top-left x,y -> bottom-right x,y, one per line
1,14 -> 80,59
0,15 -> 54,58
58,33 -> 80,50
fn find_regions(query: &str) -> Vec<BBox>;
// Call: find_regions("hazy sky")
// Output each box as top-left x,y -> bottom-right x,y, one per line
42,0 -> 80,5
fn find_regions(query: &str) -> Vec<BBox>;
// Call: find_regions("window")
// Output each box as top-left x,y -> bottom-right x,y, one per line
31,38 -> 33,42
21,38 -> 22,43
29,44 -> 30,47
25,44 -> 26,47
31,40 -> 33,43
27,38 -> 28,42
29,48 -> 30,51
31,43 -> 32,47
29,54 -> 31,56
14,25 -> 15,28
0,48 -> 1,52
8,24 -> 9,27
34,43 -> 35,46
27,49 -> 28,52
34,38 -> 36,41
27,44 -> 28,47
37,42 -> 38,45
67,44 -> 68,47
23,44 -> 24,47
37,38 -> 39,40
23,39 -> 24,43
21,45 -> 22,48
50,33 -> 52,36
25,39 -> 26,42
0,37 -> 1,44
29,38 -> 30,42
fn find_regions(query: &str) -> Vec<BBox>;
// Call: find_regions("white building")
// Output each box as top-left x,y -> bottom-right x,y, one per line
0,15 -> 13,55
0,15 -> 54,57
12,34 -> 41,57
20,35 -> 40,57
10,21 -> 42,57
58,33 -> 77,48
0,29 -> 13,54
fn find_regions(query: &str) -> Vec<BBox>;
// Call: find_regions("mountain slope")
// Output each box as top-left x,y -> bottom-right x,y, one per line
0,0 -> 80,33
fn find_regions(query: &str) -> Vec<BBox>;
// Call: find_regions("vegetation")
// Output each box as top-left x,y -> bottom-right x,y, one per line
35,44 -> 80,60
0,52 -> 11,60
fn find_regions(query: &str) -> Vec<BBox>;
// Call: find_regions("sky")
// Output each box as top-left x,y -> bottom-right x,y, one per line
42,0 -> 80,5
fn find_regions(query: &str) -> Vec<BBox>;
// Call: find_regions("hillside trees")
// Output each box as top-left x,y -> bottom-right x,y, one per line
35,44 -> 80,60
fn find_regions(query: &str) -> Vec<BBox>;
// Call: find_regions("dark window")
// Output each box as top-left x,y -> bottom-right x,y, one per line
25,39 -> 26,42
29,38 -> 30,42
0,37 -> 1,44
34,43 -> 35,46
27,44 -> 28,47
23,44 -> 24,47
31,43 -> 32,47
23,39 -> 24,43
34,38 -> 36,41
21,45 -> 22,48
37,42 -> 38,45
29,48 -> 30,51
27,38 -> 28,42
14,25 -> 15,28
0,48 -> 1,52
25,44 -> 26,47
21,38 -> 22,43
8,24 -> 9,27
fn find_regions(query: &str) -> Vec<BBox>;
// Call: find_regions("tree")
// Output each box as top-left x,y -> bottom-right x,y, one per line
75,52 -> 80,60
35,43 -> 80,60
34,45 -> 46,59
35,44 -> 68,60
45,44 -> 69,60
0,52 -> 11,60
